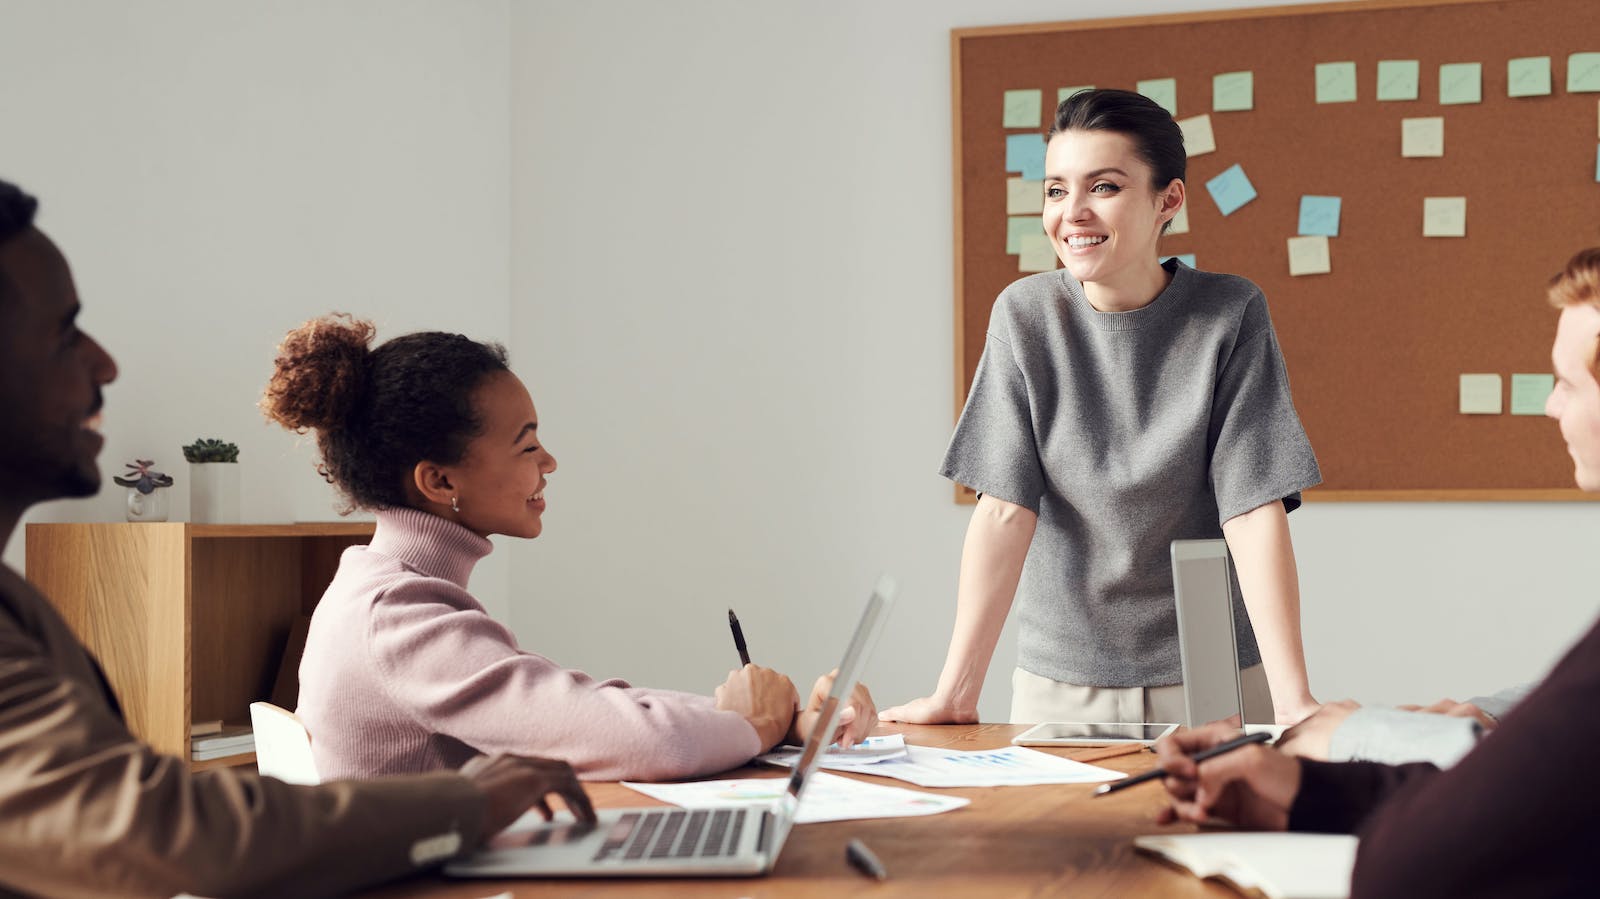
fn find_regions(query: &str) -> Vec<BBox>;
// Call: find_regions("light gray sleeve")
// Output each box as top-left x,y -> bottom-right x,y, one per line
1207,322 -> 1322,523
939,332 -> 1046,513
1466,682 -> 1537,721
1328,707 -> 1484,768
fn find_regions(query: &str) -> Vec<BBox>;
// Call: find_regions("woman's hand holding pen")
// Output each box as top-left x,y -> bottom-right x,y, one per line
791,669 -> 877,748
1154,723 -> 1301,830
714,665 -> 799,751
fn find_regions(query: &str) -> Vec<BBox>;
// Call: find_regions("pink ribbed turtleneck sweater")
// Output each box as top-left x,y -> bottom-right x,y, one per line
296,507 -> 760,782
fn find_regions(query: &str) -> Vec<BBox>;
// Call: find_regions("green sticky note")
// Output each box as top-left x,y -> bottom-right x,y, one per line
1003,89 -> 1043,128
1376,60 -> 1419,101
1017,232 -> 1057,273
1007,216 -> 1041,254
1315,62 -> 1357,103
1569,53 -> 1600,92
1507,57 -> 1552,97
1058,85 -> 1094,106
1213,71 -> 1253,111
1511,373 -> 1555,415
1439,63 -> 1482,105
1137,77 -> 1178,116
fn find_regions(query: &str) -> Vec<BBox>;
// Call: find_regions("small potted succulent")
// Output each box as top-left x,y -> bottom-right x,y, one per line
183,438 -> 241,523
113,459 -> 174,522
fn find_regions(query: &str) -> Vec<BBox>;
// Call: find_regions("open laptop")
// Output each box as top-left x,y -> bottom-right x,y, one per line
444,577 -> 896,879
1171,540 -> 1244,728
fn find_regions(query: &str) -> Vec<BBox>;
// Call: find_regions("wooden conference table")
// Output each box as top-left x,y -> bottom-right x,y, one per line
364,723 -> 1245,898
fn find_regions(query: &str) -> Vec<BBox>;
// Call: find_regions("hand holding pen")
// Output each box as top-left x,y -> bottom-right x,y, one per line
1149,724 -> 1302,830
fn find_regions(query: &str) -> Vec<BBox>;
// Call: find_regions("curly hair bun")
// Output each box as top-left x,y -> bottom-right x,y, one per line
261,314 -> 376,433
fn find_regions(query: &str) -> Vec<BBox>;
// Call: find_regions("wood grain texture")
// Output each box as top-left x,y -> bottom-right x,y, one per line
952,0 -> 1600,498
25,522 -> 374,769
363,723 -> 1230,899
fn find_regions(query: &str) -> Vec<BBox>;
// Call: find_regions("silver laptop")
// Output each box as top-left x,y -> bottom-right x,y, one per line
445,577 -> 896,879
1171,540 -> 1243,728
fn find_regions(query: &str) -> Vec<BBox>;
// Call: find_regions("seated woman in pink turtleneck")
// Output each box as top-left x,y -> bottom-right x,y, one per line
261,314 -> 873,782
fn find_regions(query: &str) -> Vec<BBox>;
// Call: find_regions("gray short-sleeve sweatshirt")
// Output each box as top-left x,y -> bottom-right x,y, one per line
942,261 -> 1321,687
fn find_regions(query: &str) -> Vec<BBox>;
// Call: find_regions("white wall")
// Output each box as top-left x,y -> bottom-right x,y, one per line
1,0 -> 517,618
508,0 -> 1600,721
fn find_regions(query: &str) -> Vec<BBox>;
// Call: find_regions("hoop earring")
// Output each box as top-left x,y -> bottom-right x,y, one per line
451,496 -> 460,513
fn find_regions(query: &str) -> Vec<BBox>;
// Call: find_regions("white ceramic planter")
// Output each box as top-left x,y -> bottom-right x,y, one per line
189,463 -> 241,524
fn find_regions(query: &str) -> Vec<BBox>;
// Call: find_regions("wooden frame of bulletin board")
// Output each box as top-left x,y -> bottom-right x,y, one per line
952,0 -> 1600,503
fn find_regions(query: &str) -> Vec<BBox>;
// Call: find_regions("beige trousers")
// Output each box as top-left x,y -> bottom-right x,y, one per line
1010,665 -> 1274,725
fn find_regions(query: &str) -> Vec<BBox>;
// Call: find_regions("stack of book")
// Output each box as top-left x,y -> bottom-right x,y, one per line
190,721 -> 255,761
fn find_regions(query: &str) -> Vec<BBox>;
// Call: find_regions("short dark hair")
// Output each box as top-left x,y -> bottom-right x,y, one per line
261,314 -> 512,511
1048,88 -> 1186,190
0,179 -> 40,306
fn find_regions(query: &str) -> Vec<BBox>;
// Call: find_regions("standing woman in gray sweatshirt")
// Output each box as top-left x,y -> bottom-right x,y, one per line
882,89 -> 1323,728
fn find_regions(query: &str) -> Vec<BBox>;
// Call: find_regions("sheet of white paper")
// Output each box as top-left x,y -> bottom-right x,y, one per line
847,745 -> 1125,788
757,734 -> 909,770
620,771 -> 969,824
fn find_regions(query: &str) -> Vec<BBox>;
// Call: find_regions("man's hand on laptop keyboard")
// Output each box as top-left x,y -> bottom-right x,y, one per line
461,753 -> 597,839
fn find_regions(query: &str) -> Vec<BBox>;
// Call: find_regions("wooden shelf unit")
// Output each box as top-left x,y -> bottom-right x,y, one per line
24,522 -> 373,767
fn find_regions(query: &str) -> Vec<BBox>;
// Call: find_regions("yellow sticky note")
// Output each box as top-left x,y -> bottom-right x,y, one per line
1459,374 -> 1503,415
1177,114 -> 1216,156
1286,235 -> 1331,276
1423,197 -> 1467,237
1006,178 -> 1044,215
1017,232 -> 1058,272
1167,203 -> 1190,236
1401,117 -> 1444,158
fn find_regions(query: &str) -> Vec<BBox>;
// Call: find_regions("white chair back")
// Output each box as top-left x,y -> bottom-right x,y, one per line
249,701 -> 321,785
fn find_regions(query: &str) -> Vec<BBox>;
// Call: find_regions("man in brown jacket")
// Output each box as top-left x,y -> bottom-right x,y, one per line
0,177 -> 596,898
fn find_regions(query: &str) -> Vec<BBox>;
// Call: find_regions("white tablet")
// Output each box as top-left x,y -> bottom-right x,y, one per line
1010,722 -> 1179,746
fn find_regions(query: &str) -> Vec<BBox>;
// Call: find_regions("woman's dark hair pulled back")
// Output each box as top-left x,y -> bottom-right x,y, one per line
261,314 -> 509,510
1048,88 -> 1187,189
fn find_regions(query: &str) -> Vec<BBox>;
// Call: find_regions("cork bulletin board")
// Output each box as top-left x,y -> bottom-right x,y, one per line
952,0 -> 1600,502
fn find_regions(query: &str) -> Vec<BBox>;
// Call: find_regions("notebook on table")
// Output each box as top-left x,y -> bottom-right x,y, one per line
444,576 -> 896,879
1135,833 -> 1357,899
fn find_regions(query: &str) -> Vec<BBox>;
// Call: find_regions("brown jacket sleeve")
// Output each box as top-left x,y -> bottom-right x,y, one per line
0,585 -> 486,898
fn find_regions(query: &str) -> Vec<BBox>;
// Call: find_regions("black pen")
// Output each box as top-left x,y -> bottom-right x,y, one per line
1093,730 -> 1272,796
846,838 -> 888,881
727,609 -> 752,666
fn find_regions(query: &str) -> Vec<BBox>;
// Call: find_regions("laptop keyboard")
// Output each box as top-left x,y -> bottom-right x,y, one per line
593,809 -> 757,863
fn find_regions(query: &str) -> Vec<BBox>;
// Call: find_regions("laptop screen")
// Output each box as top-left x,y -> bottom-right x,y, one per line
782,577 -> 895,805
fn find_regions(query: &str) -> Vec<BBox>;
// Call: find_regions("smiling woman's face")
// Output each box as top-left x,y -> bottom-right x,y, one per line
436,371 -> 557,540
1042,129 -> 1179,289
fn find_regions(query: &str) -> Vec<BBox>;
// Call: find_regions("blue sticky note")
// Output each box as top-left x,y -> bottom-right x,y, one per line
1376,60 -> 1419,101
1205,164 -> 1258,217
1439,63 -> 1482,105
1569,53 -> 1600,92
1298,196 -> 1342,237
1005,133 -> 1046,180
1162,254 -> 1198,269
1315,62 -> 1357,103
